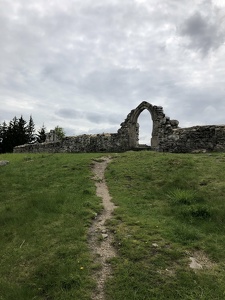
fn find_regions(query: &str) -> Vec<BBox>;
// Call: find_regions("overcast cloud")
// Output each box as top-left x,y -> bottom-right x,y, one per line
0,0 -> 225,144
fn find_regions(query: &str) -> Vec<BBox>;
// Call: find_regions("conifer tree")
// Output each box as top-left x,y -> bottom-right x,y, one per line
0,121 -> 7,153
0,115 -> 34,152
27,115 -> 36,143
37,125 -> 46,143
17,116 -> 28,146
4,118 -> 16,152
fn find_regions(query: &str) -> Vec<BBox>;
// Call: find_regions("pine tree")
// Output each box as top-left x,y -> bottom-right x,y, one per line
37,125 -> 46,143
0,116 -> 30,152
17,116 -> 28,146
0,115 -> 39,152
0,121 -> 7,153
27,115 -> 36,143
11,116 -> 19,146
4,119 -> 16,152
0,121 -> 7,140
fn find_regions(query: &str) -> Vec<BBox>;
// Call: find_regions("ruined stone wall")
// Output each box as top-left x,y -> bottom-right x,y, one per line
14,132 -> 130,153
45,130 -> 59,142
117,101 -> 179,149
158,125 -> 225,153
13,102 -> 225,154
14,125 -> 225,154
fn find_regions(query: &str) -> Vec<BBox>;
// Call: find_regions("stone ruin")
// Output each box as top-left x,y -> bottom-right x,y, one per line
117,101 -> 179,149
14,101 -> 225,153
45,130 -> 59,142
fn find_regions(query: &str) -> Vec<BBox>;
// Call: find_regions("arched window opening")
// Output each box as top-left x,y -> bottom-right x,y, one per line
137,110 -> 153,146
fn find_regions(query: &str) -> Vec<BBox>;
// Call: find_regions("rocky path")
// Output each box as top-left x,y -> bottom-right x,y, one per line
89,157 -> 117,300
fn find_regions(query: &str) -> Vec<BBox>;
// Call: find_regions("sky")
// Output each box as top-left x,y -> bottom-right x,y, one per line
0,0 -> 225,144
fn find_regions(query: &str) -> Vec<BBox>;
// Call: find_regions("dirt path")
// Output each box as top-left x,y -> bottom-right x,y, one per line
89,157 -> 117,300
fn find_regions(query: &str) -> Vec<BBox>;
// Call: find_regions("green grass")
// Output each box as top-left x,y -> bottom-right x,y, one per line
105,151 -> 225,300
1,151 -> 225,299
0,153 -> 103,300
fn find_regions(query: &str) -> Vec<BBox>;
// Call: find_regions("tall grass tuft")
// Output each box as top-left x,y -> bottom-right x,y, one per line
167,188 -> 199,205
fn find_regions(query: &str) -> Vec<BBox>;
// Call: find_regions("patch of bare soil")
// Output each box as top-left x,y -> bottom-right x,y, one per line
187,250 -> 216,270
89,157 -> 117,300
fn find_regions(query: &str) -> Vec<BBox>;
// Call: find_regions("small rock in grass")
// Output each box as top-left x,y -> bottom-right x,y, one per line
189,257 -> 202,270
0,160 -> 9,166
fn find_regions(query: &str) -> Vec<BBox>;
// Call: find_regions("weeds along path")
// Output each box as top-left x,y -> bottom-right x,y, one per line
89,157 -> 117,300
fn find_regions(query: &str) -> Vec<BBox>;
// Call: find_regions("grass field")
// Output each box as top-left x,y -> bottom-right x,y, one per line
0,153 -> 103,300
105,151 -> 225,299
1,151 -> 225,299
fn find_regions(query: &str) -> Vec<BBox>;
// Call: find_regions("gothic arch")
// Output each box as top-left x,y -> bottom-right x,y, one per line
118,101 -> 179,149
128,102 -> 165,147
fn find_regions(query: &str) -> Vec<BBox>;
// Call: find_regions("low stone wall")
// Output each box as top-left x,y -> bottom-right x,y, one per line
14,133 -> 130,153
14,141 -> 62,153
14,125 -> 225,154
159,125 -> 225,153
13,101 -> 225,154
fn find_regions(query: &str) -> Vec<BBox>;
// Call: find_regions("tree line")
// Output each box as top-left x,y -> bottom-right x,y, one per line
0,116 -> 46,153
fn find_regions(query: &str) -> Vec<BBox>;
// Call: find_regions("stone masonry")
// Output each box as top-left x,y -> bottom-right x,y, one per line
14,101 -> 225,153
159,125 -> 225,153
